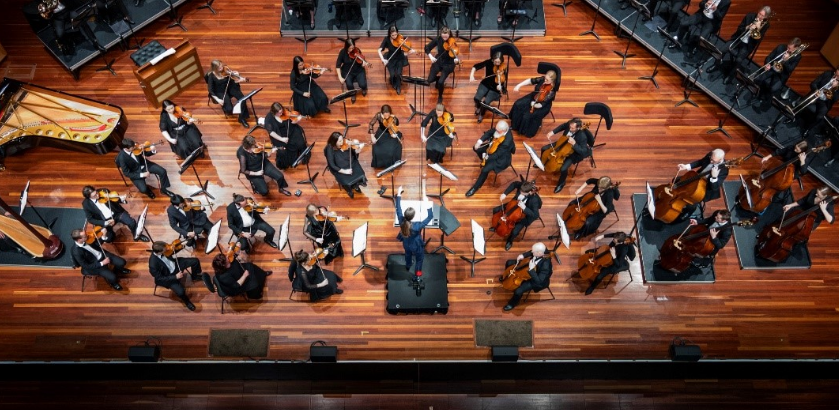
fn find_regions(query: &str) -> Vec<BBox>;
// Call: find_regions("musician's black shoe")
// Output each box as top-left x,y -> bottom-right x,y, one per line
465,188 -> 476,197
135,234 -> 150,243
361,89 -> 367,97
346,188 -> 355,199
503,304 -> 514,311
706,64 -> 718,74
584,285 -> 596,295
505,240 -> 513,251
323,107 -> 332,114
475,18 -> 481,28
351,94 -> 356,103
145,190 -> 156,199
160,188 -> 174,198
477,116 -> 483,124
191,273 -> 202,282
111,283 -> 123,291
395,85 -> 401,95
265,270 -> 274,277
265,239 -> 279,249
239,119 -> 249,128
185,302 -> 196,311
554,183 -> 565,194
119,269 -> 132,275
280,188 -> 292,196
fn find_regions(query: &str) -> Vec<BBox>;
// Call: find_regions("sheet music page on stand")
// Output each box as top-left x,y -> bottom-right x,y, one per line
352,222 -> 368,257
471,219 -> 486,256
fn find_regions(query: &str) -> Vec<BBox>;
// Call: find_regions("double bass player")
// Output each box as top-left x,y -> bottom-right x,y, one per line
500,242 -> 553,311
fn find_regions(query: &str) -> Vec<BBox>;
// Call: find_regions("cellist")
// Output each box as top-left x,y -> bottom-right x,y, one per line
687,210 -> 733,268
494,180 -> 542,251
466,120 -> 515,197
541,118 -> 593,193
675,149 -> 729,219
565,176 -> 621,240
584,232 -> 636,295
780,186 -> 835,231
500,242 -> 553,311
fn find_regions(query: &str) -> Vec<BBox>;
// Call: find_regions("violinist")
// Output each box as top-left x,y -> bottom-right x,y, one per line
336,39 -> 371,103
303,204 -> 344,265
707,6 -> 771,80
226,193 -> 278,253
466,120 -> 515,198
754,38 -> 802,104
208,60 -> 251,128
676,149 -> 729,218
149,240 -> 203,311
290,249 -> 344,302
686,210 -> 733,268
290,56 -> 331,117
396,186 -> 434,280
265,102 -> 309,170
501,242 -> 552,311
780,186 -> 835,231
494,180 -> 542,251
509,70 -> 557,138
116,138 -> 173,200
325,131 -> 368,198
368,104 -> 403,169
566,176 -> 621,240
70,228 -> 128,291
541,118 -> 593,193
421,103 -> 456,164
470,52 -> 507,124
584,232 -> 636,295
212,252 -> 272,301
167,194 -> 214,249
159,100 -> 205,160
425,26 -> 460,104
81,185 -> 149,242
378,26 -> 416,95
237,135 -> 292,197
670,0 -> 731,56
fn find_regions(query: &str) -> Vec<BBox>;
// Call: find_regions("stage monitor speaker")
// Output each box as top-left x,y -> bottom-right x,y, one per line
310,345 -> 338,363
670,344 -> 702,361
492,345 -> 519,362
128,345 -> 160,362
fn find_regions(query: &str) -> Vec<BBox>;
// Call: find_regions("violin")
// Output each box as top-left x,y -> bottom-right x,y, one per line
243,198 -> 270,214
252,141 -> 275,154
183,198 -> 209,212
577,236 -> 636,281
304,248 -> 329,267
500,251 -> 554,291
481,133 -> 506,167
315,206 -> 349,222
493,61 -> 507,85
390,34 -> 413,53
280,109 -> 307,122
348,47 -> 371,67
382,116 -> 399,136
540,122 -> 589,174
303,63 -> 331,74
756,195 -> 839,263
659,218 -> 756,273
173,106 -> 201,124
162,238 -> 186,257
561,181 -> 621,232
652,156 -> 746,223
131,140 -> 164,156
84,225 -> 107,245
225,241 -> 241,263
97,189 -> 125,204
437,112 -> 455,135
491,193 -> 532,238
339,139 -> 363,151
531,83 -> 552,113
223,65 -> 249,82
442,37 -> 460,63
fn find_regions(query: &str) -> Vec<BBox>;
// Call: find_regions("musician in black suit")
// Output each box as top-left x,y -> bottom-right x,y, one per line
167,194 -> 214,249
754,38 -> 802,102
237,135 -> 292,197
501,242 -> 552,311
688,209 -> 732,268
149,241 -> 202,311
69,229 -> 128,291
227,194 -> 278,254
420,104 -> 456,164
803,67 -> 839,137
677,149 -> 729,218
465,120 -> 515,197
781,186 -> 835,231
116,138 -> 172,200
584,232 -> 636,295
211,253 -> 272,300
648,0 -> 691,34
670,0 -> 731,56
494,180 -> 542,251
541,118 -> 593,194
425,26 -> 460,104
81,185 -> 149,242
265,102 -> 309,170
208,59 -> 251,128
707,6 -> 771,79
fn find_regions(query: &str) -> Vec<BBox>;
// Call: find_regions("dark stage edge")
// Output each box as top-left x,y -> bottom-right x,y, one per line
280,0 -> 546,38
581,0 -> 839,192
630,193 -> 715,283
1,207 -> 84,269
721,180 -> 811,270
386,253 -> 449,314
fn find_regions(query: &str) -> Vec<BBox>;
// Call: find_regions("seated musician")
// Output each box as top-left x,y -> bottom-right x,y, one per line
81,185 -> 149,242
325,131 -> 368,198
265,102 -> 309,170
707,6 -> 771,79
494,180 -> 542,251
463,0 -> 484,27
802,67 -> 839,137
470,52 -> 506,124
368,104 -> 403,169
149,241 -> 203,311
336,39 -> 371,103
396,186 -> 435,279
501,242 -> 552,311
688,209 -> 732,268
566,176 -> 621,240
509,70 -> 557,138
226,193 -> 278,253
759,140 -> 812,183
780,186 -> 835,231
208,60 -> 252,128
289,0 -> 317,29
647,0 -> 689,33
70,228 -> 129,291
497,0 -> 523,27
43,0 -> 109,53
378,26 -> 416,96
669,0 -> 731,56
541,118 -> 593,193
237,135 -> 292,197
754,38 -> 802,104
159,100 -> 205,160
167,194 -> 214,249
303,203 -> 345,265
676,149 -> 729,218
290,249 -> 344,301
211,253 -> 272,300
425,26 -> 460,104
584,232 -> 636,295
290,56 -> 331,117
466,120 -> 515,197
421,103 -> 456,164
116,138 -> 173,200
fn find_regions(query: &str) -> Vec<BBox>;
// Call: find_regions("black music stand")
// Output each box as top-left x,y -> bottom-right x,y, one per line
68,5 -> 115,76
707,70 -> 755,139
330,89 -> 360,133
237,87 -> 262,125
614,0 -> 649,68
427,162 -> 457,206
403,76 -> 431,122
732,69 -> 759,110
294,142 -> 319,192
460,221 -> 486,277
458,0 -> 483,51
379,0 -> 409,29
18,181 -> 51,228
178,146 -> 214,200
580,0 -> 603,41
288,0 -> 318,53
164,0 -> 187,31
197,0 -> 217,14
749,97 -> 791,158
335,0 -> 361,41
480,101 -> 508,129
552,1 -> 573,17
640,27 -> 679,89
433,204 -> 459,254
501,6 -> 527,43
675,37 -> 717,108
376,159 -> 406,200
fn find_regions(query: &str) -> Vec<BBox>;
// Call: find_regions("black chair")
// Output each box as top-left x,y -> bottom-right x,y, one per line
537,62 -> 561,123
210,275 -> 248,314
204,72 -> 229,118
583,102 -> 613,168
522,284 -> 555,303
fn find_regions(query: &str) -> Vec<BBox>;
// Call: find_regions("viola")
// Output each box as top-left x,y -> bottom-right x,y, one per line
280,109 -> 307,122
652,156 -> 746,223
223,65 -> 249,82
530,82 -> 552,113
162,238 -> 186,257
561,181 -> 621,232
481,134 -> 506,167
756,196 -> 839,262
84,225 -> 107,245
390,34 -> 413,53
577,237 -> 636,281
437,112 -> 455,135
225,241 -> 241,263
348,47 -> 370,66
97,189 -> 125,204
658,218 -> 756,273
304,247 -> 331,267
442,37 -> 460,62
173,106 -> 201,124
302,63 -> 331,74
540,122 -> 589,174
491,197 -> 527,238
131,140 -> 164,156
243,198 -> 269,214
252,141 -> 274,154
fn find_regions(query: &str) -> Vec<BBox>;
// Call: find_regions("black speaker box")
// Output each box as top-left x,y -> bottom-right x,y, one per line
310,345 -> 338,363
128,345 -> 160,362
670,344 -> 702,361
491,346 -> 519,362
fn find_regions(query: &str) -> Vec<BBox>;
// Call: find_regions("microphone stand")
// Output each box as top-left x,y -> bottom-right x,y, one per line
640,27 -> 678,89
164,0 -> 186,31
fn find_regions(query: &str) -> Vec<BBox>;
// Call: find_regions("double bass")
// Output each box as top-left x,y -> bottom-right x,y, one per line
577,236 -> 636,280
658,218 -> 756,273
653,156 -> 745,223
540,122 -> 589,174
755,196 -> 838,262
562,181 -> 621,232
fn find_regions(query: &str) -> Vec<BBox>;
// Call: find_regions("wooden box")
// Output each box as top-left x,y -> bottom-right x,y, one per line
133,40 -> 204,108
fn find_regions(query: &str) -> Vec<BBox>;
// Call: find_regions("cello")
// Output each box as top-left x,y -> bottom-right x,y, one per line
755,195 -> 838,262
658,218 -> 756,273
577,236 -> 636,281
562,181 -> 621,232
653,156 -> 745,223
500,250 -> 554,291
540,122 -> 589,174
738,141 -> 831,213
491,197 -> 525,238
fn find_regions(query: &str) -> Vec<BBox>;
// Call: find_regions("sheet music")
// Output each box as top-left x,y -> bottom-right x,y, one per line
205,220 -> 222,254
739,175 -> 753,209
394,200 -> 440,228
470,219 -> 486,256
556,213 -> 571,250
522,142 -> 545,172
352,222 -> 368,257
645,182 -> 656,219
135,205 -> 149,239
427,163 -> 457,180
279,215 -> 291,252
150,48 -> 176,65
19,180 -> 30,215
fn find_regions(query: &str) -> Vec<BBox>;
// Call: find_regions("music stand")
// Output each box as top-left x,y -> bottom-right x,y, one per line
731,68 -> 759,110
274,215 -> 295,262
501,6 -> 526,43
614,0 -> 648,69
458,0 -> 483,51
66,4 -> 116,76
234,87 -> 262,125
427,162 -> 457,206
330,89 -> 360,133
376,159 -> 407,200
580,0 -> 603,41
433,204 -> 460,255
197,0 -> 217,14
287,0 -> 317,53
548,213 -> 571,254
178,146 -> 214,200
204,220 -> 222,254
459,220 -> 486,277
352,222 -> 379,275
18,180 -> 50,227
521,142 -> 545,181
135,205 -> 153,243
732,174 -> 754,212
334,0 -> 361,41
163,0 -> 187,31
675,37 -> 717,108
294,142 -> 319,192
480,101 -> 508,129
425,0 -> 451,30
552,1 -> 573,17
380,0 -> 409,29
640,27 -> 679,89
749,97 -> 789,158
403,76 -> 431,122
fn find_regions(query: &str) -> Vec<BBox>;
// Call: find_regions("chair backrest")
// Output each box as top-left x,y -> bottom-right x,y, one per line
537,62 -> 561,92
582,128 -> 595,147
584,102 -> 613,130
490,42 -> 522,67
202,273 -> 216,293
212,275 -> 228,298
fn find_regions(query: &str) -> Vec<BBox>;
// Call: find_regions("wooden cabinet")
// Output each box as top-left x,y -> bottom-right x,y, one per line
133,40 -> 204,108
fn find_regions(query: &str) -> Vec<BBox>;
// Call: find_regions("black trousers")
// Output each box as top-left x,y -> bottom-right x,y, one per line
131,161 -> 171,194
159,257 -> 202,301
427,62 -> 455,100
474,83 -> 502,114
220,81 -> 250,122
345,69 -> 368,92
82,251 -> 126,286
248,165 -> 288,196
507,280 -> 535,307
677,15 -> 715,51
237,220 -> 276,253
102,211 -> 139,242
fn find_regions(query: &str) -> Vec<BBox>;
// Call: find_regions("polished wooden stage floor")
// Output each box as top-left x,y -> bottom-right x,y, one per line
0,0 -> 838,363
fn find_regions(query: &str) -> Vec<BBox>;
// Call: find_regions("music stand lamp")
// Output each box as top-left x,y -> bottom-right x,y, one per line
459,220 -> 486,277
708,70 -> 756,139
640,27 -> 677,89
580,0 -> 603,40
675,37 -> 719,108
614,0 -> 649,68
552,1 -> 572,17
403,76 -> 431,122
458,0 -> 483,51
289,0 -> 317,53
376,159 -> 407,200
330,89 -> 360,133
177,146 -> 214,200
294,142 -> 319,192
426,162 -> 457,206
198,0 -> 217,14
164,0 -> 187,31
352,222 -> 379,276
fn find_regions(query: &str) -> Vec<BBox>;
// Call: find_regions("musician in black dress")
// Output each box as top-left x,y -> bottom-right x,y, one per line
470,52 -> 506,123
226,193 -> 278,253
509,70 -> 557,138
325,131 -> 368,198
803,67 -> 839,137
688,209 -> 732,267
116,138 -> 172,199
584,232 -> 636,295
159,100 -> 205,160
70,229 -> 128,291
303,204 -> 344,265
501,242 -> 552,311
754,38 -> 802,102
421,103 -> 456,163
265,102 -> 309,170
541,118 -> 593,193
677,149 -> 729,218
781,186 -> 835,231
336,39 -> 371,103
425,26 -> 460,104
211,253 -> 272,300
290,250 -> 344,301
237,135 -> 292,197
707,6 -> 771,79
82,185 -> 149,242
670,0 -> 731,56
368,104 -> 403,168
465,120 -> 515,198
494,180 -> 542,251
167,194 -> 214,249
378,26 -> 416,95
208,59 -> 251,128
291,55 -> 331,117
567,176 -> 621,240
149,240 -> 203,311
